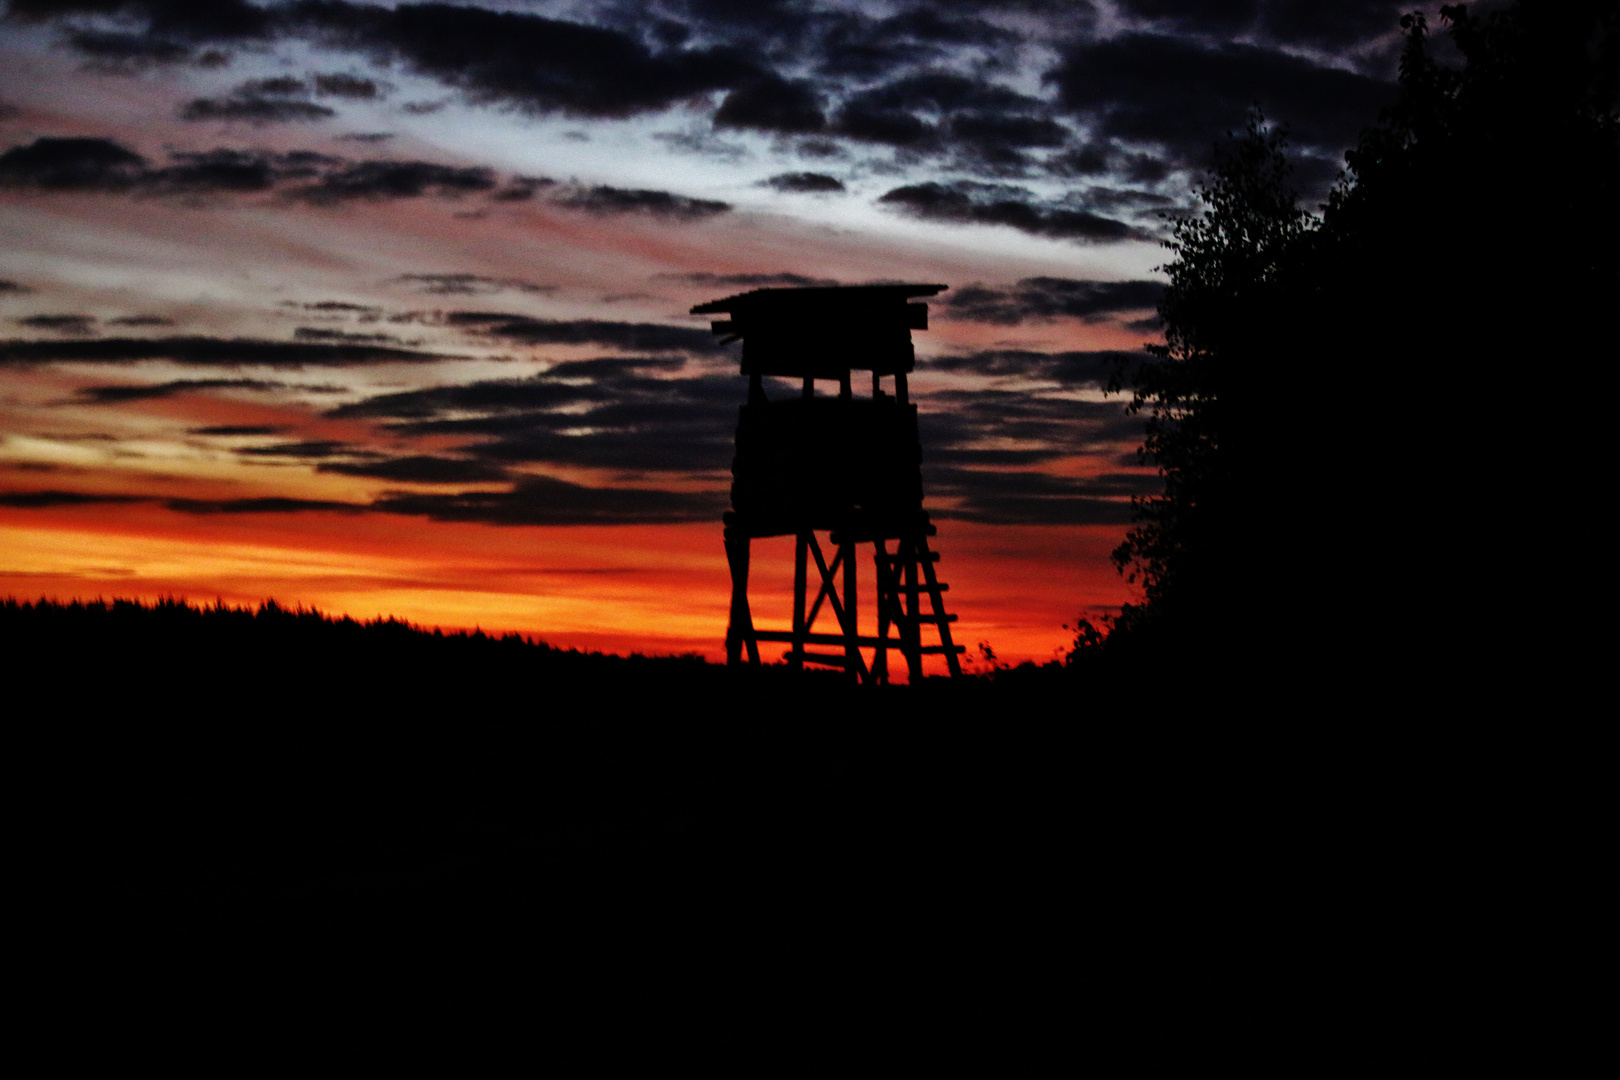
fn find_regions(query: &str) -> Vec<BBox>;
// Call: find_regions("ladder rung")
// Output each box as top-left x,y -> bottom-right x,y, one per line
914,614 -> 957,623
884,552 -> 940,564
919,645 -> 966,654
893,583 -> 947,593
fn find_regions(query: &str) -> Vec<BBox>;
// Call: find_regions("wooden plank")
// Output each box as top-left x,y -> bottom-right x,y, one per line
753,630 -> 907,648
805,533 -> 842,631
883,551 -> 940,564
783,650 -> 852,668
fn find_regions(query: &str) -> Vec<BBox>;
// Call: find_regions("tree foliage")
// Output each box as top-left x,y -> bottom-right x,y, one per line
1110,113 -> 1307,623
1106,2 -> 1617,671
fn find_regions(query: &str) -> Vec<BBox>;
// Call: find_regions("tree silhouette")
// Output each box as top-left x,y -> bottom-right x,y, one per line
1109,112 -> 1307,643
1107,2 -> 1617,682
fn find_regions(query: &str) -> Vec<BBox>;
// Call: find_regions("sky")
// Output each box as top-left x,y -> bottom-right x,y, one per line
0,0 -> 1423,669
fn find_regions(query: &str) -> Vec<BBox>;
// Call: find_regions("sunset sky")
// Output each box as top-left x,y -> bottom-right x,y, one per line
1,1 -> 1421,667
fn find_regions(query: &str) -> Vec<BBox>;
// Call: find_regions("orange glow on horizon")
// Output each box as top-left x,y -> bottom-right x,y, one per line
2,502 -> 1134,668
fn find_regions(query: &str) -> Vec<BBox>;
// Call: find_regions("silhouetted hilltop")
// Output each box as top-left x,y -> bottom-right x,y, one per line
10,591 -> 1478,1066
4,594 -> 1094,705
4,595 -> 711,686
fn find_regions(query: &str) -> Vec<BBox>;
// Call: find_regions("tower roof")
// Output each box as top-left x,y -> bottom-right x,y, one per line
691,283 -> 948,377
689,283 -> 947,316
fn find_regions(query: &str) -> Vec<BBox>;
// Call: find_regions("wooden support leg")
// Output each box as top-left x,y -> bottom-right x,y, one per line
873,539 -> 891,685
902,536 -> 923,682
724,531 -> 759,667
792,531 -> 808,672
841,538 -> 859,683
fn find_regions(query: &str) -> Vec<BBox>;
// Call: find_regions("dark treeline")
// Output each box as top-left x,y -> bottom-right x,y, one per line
3,594 -> 713,686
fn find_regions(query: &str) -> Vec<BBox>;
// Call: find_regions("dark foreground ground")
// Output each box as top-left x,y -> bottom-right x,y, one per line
8,599 -> 1528,1066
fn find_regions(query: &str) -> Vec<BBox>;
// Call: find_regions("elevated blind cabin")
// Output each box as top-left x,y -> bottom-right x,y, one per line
692,283 -> 964,682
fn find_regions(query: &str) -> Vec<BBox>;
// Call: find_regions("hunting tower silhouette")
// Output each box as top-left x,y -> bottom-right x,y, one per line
692,284 -> 964,682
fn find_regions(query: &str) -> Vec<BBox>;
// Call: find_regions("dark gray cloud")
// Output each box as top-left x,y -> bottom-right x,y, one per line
178,74 -> 346,123
391,273 -> 554,295
16,1 -> 267,71
1047,142 -> 1176,184
178,72 -> 384,122
7,0 -> 272,40
917,389 -> 1145,467
17,314 -> 96,335
761,172 -> 845,193
925,465 -> 1144,525
833,101 -> 937,149
63,28 -> 201,69
713,75 -> 825,134
1115,1 -> 1407,54
553,184 -> 730,219
318,455 -> 510,483
0,476 -> 717,526
0,489 -> 144,508
925,349 -> 1141,387
286,301 -> 380,314
291,1 -> 761,119
292,327 -> 406,345
328,372 -> 605,420
373,475 -> 723,526
166,496 -> 365,515
0,335 -> 453,366
810,7 -> 1023,80
1072,184 -> 1179,214
0,137 -> 148,190
949,113 -> 1069,154
1049,34 -> 1393,165
0,137 -> 538,204
180,93 -> 336,125
236,440 -> 350,459
145,148 -> 300,193
0,280 -> 33,294
945,278 -> 1165,325
829,71 -> 1053,162
446,313 -> 720,353
663,271 -> 842,288
105,314 -> 175,327
188,424 -> 288,436
288,159 -> 497,201
878,181 -> 1150,243
313,72 -> 382,98
879,382 -> 1156,524
848,70 -> 1036,116
77,378 -> 286,403
239,76 -> 306,96
329,361 -> 738,475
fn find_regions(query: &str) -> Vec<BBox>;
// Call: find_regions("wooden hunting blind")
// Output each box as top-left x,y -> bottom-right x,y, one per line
692,283 -> 964,682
